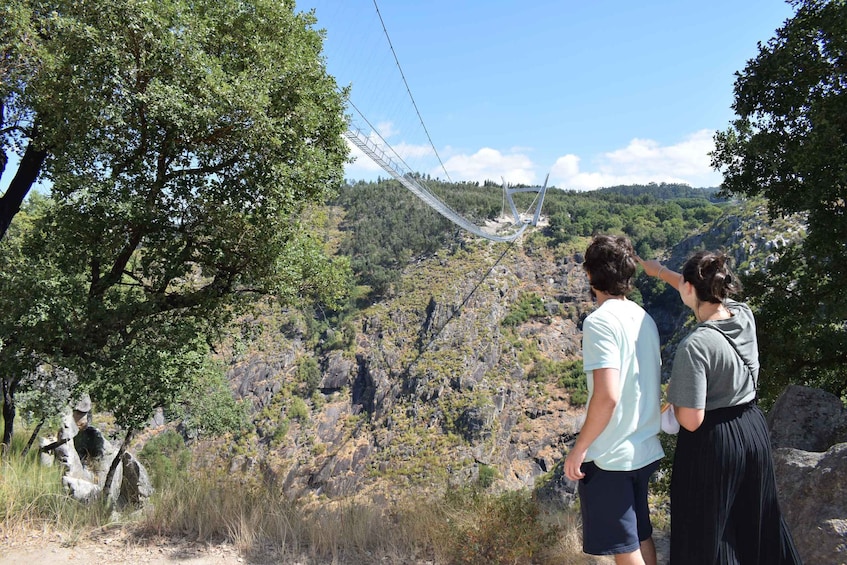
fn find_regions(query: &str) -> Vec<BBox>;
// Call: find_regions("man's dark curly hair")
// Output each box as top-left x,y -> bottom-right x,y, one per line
583,235 -> 636,296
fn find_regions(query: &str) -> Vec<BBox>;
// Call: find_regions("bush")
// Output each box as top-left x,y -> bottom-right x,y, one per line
477,464 -> 497,489
296,357 -> 321,397
288,397 -> 309,421
442,488 -> 560,564
138,429 -> 191,490
528,359 -> 588,407
177,359 -> 249,438
502,293 -> 546,327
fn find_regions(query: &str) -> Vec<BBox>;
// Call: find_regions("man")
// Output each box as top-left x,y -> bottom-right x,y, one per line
564,235 -> 664,565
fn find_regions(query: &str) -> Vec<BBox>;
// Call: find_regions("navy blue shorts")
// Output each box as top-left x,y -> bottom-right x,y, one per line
577,459 -> 660,556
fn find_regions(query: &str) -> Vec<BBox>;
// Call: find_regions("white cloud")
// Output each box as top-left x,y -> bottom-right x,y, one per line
440,148 -> 537,185
375,121 -> 399,139
550,130 -> 722,190
344,129 -> 722,190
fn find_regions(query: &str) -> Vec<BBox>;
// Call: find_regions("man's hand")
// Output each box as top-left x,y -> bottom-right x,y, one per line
564,446 -> 587,481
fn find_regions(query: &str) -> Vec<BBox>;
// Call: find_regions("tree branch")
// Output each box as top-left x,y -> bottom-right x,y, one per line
0,139 -> 47,241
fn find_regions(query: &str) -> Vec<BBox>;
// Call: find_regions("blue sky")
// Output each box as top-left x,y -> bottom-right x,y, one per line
298,0 -> 796,190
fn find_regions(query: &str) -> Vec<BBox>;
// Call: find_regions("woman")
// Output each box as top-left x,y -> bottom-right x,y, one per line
640,251 -> 801,565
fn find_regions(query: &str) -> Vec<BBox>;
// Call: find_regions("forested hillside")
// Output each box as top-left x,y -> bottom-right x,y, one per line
331,179 -> 726,301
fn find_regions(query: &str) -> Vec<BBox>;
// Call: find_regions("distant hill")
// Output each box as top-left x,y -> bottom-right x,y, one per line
332,180 -> 727,301
595,182 -> 722,202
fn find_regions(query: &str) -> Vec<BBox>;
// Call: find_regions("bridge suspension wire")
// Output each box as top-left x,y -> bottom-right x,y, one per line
371,0 -> 452,183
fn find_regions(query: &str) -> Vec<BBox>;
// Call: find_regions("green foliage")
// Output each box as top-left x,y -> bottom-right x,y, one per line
138,430 -> 192,490
15,364 -> 76,432
712,0 -> 847,401
542,184 -> 724,252
333,178 -> 725,309
89,318 -> 212,432
477,464 -> 497,489
272,419 -> 290,445
528,359 -> 587,406
332,179 -> 459,297
177,357 -> 249,438
288,397 -> 309,421
1,0 -> 351,444
502,293 -> 546,327
296,356 -> 322,398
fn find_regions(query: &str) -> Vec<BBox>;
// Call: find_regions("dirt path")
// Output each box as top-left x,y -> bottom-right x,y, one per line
1,528 -> 669,564
0,531 -> 270,565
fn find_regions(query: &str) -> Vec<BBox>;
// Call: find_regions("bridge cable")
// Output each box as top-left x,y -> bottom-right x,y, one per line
371,0 -> 453,183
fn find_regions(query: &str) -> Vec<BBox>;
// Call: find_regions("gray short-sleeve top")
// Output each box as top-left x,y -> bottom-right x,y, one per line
667,300 -> 758,410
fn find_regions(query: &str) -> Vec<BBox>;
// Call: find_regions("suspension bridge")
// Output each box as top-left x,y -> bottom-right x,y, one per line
310,1 -> 548,243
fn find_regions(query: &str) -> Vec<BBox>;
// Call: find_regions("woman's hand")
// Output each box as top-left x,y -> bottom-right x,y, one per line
636,256 -> 664,278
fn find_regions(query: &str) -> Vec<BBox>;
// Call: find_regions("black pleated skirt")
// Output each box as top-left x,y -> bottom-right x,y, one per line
669,402 -> 803,564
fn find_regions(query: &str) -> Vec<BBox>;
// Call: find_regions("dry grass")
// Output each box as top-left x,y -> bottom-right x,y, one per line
0,436 -> 116,544
2,428 -> 619,564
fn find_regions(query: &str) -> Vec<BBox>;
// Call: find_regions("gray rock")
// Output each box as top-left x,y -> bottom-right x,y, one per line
73,393 -> 92,413
74,426 -> 109,461
63,476 -> 101,502
773,443 -> 847,565
767,385 -> 847,451
150,407 -> 166,428
320,351 -> 353,391
456,404 -> 497,442
533,460 -> 577,510
119,451 -> 154,507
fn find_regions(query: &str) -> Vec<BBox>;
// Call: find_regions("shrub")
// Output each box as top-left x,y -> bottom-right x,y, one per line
296,357 -> 321,397
442,488 -> 560,564
477,464 -> 497,489
139,429 -> 191,490
502,293 -> 546,327
288,397 -> 309,421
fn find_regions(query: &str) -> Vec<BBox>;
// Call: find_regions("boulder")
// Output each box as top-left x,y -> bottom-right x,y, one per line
773,444 -> 847,564
51,412 -> 92,481
767,385 -> 847,451
42,410 -> 152,506
63,476 -> 101,502
119,451 -> 154,507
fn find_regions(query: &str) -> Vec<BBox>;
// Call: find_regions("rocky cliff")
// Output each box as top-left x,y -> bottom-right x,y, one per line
213,236 -> 591,500
209,200 -> 807,502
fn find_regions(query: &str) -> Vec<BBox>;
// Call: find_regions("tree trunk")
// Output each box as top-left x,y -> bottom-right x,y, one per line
1,378 -> 17,453
0,142 -> 47,242
102,427 -> 134,503
21,419 -> 45,458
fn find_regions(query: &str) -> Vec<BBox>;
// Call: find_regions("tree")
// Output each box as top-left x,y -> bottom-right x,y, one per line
712,0 -> 847,402
0,0 -> 351,451
0,194 -> 77,449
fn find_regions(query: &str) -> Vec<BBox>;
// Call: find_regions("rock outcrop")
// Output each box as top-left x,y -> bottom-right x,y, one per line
767,384 -> 847,451
769,385 -> 847,565
41,394 -> 153,508
773,444 -> 847,564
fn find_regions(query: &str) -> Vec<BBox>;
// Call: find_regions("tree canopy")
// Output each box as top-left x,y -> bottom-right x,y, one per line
0,0 -> 351,445
712,0 -> 847,401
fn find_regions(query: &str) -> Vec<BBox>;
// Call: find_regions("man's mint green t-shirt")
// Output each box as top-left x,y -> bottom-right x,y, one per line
582,298 -> 664,471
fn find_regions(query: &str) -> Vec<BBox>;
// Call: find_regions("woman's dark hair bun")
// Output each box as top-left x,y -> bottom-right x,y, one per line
684,250 -> 741,303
